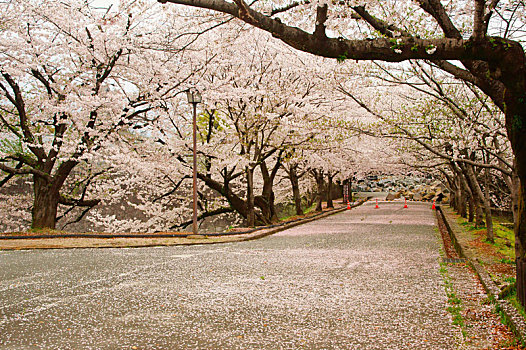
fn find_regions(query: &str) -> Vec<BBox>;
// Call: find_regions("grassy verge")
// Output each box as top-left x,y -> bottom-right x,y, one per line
503,286 -> 526,320
495,288 -> 526,348
439,259 -> 467,338
457,215 -> 515,260
451,210 -> 525,346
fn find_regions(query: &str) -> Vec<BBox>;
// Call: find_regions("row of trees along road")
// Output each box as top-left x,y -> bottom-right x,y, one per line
336,59 -> 515,243
159,0 -> 526,309
0,1 -> 366,234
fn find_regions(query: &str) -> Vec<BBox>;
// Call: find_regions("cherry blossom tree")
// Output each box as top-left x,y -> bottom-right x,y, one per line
0,0 -> 207,230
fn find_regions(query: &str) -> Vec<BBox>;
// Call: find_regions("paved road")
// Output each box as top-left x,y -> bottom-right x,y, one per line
0,201 -> 458,349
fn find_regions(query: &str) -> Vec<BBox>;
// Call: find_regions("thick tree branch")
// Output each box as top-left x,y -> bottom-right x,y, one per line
58,195 -> 100,207
352,6 -> 412,37
31,68 -> 57,97
0,162 -> 53,181
270,1 -> 308,16
428,59 -> 506,113
482,0 -> 500,34
158,0 -> 499,62
94,48 -> 123,95
0,161 -> 23,187
415,0 -> 462,39
429,60 -> 480,86
473,0 -> 486,41
173,206 -> 235,230
313,4 -> 328,40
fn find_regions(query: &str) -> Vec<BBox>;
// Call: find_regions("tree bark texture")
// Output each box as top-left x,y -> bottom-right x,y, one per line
311,169 -> 324,212
460,163 -> 485,227
327,173 -> 334,208
246,166 -> 255,227
290,171 -> 303,215
260,160 -> 281,223
32,176 -> 60,230
483,167 -> 494,243
517,178 -> 526,306
468,195 -> 475,223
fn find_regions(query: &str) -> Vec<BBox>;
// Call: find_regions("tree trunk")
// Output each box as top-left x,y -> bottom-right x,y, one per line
197,171 -> 248,219
327,173 -> 334,208
516,177 -> 526,307
468,195 -> 475,223
475,204 -> 485,227
510,109 -> 526,308
290,171 -> 303,215
511,170 -> 519,224
483,167 -> 494,243
459,169 -> 475,222
348,178 -> 353,203
452,169 -> 468,218
457,180 -> 467,218
461,163 -> 485,227
260,160 -> 280,223
32,176 -> 60,230
449,190 -> 456,211
443,172 -> 456,211
311,169 -> 324,212
284,163 -> 305,216
246,166 -> 255,227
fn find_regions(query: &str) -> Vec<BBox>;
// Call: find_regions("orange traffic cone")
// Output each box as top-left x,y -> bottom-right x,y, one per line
375,199 -> 379,209
347,201 -> 351,210
432,200 -> 436,210
404,198 -> 408,209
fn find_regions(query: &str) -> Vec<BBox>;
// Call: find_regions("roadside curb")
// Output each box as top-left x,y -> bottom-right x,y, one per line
0,200 -> 365,250
437,205 -> 526,343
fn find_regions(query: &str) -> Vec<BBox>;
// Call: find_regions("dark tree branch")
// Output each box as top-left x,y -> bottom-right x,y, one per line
158,0 -> 498,62
352,6 -> 412,37
60,205 -> 97,229
414,0 -> 462,39
0,161 -> 23,187
483,0 -> 500,34
270,1 -> 308,16
153,175 -> 191,203
473,0 -> 486,40
172,206 -> 235,230
94,48 -> 123,95
313,4 -> 328,40
58,195 -> 100,207
0,162 -> 53,181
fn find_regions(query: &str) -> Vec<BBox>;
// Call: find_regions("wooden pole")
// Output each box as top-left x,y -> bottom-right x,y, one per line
192,102 -> 198,235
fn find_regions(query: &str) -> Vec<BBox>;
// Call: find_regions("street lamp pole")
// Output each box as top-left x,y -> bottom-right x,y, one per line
186,89 -> 202,235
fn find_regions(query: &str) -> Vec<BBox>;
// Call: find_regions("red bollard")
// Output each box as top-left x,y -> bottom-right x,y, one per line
375,199 -> 379,209
404,198 -> 408,209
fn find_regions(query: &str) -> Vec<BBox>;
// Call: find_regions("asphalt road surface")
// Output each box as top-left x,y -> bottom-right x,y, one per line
0,201 -> 458,349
